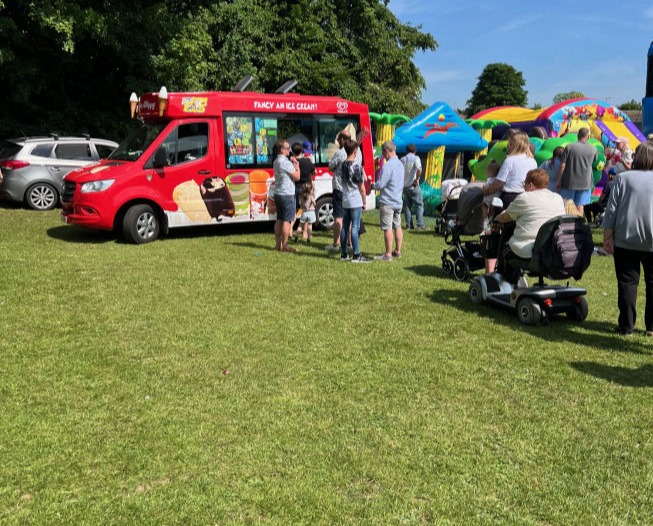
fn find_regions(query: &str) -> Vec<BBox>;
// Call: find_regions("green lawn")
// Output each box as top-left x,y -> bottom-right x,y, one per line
1,205 -> 652,525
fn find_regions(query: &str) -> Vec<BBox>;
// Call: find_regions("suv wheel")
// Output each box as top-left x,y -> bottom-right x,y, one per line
26,183 -> 58,211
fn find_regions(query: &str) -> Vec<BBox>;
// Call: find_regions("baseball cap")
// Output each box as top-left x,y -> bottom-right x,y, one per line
615,136 -> 628,144
302,140 -> 313,155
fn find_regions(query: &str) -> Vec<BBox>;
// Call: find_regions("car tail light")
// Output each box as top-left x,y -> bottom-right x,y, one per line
1,160 -> 30,170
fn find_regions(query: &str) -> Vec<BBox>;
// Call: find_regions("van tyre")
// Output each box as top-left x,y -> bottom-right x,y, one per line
315,196 -> 334,230
517,297 -> 542,325
26,183 -> 58,211
123,204 -> 160,244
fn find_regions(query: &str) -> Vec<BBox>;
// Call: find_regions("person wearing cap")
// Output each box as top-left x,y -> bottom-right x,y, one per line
401,143 -> 425,230
556,127 -> 598,217
614,137 -> 633,173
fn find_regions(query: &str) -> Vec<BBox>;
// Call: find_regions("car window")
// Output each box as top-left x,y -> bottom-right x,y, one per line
31,144 -> 55,158
95,144 -> 115,159
0,142 -> 22,159
54,143 -> 93,161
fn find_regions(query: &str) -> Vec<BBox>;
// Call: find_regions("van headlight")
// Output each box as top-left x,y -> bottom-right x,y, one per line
81,179 -> 115,193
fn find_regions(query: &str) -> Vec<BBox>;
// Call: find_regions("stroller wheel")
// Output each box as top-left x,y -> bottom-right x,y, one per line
442,257 -> 453,275
453,257 -> 470,281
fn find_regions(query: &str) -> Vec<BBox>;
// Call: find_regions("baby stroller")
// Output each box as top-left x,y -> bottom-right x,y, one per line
435,178 -> 468,235
441,182 -> 485,281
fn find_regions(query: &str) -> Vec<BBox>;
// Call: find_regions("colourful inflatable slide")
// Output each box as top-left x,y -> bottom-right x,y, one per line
594,119 -> 642,148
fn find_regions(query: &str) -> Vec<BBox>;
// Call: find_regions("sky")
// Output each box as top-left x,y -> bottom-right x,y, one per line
388,0 -> 653,111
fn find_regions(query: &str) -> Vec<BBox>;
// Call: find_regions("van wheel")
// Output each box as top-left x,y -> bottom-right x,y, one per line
517,297 -> 542,325
315,196 -> 334,230
26,183 -> 58,210
123,204 -> 160,244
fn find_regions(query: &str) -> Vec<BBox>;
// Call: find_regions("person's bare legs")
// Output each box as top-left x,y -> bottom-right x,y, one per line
383,229 -> 393,257
332,217 -> 343,247
394,226 -> 403,254
274,220 -> 283,250
280,221 -> 292,250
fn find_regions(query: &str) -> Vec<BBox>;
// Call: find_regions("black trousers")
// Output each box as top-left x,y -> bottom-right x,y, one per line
613,246 -> 653,332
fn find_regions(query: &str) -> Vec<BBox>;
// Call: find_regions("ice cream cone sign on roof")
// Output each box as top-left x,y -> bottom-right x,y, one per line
158,86 -> 168,117
129,92 -> 138,119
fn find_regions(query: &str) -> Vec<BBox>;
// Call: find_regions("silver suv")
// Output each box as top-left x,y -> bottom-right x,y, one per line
0,135 -> 118,210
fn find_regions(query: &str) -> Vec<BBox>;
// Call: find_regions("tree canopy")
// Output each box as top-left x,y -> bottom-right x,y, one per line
0,0 -> 437,140
464,63 -> 527,117
552,91 -> 585,104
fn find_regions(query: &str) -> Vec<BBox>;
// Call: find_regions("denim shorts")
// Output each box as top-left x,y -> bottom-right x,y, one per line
274,194 -> 296,222
379,204 -> 401,230
300,210 -> 316,224
559,188 -> 592,206
332,189 -> 344,219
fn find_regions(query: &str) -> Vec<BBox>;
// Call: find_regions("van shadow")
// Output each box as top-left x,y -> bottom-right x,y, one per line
569,362 -> 653,387
47,225 -> 115,244
427,286 -> 651,356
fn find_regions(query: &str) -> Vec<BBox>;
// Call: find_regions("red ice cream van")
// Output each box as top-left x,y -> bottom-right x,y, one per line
61,86 -> 375,243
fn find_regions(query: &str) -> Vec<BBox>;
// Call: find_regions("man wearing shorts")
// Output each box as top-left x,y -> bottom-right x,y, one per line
556,127 -> 597,216
372,141 -> 404,260
273,139 -> 300,252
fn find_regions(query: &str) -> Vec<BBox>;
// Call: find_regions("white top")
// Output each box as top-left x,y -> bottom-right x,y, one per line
506,189 -> 565,258
401,152 -> 422,188
496,154 -> 537,193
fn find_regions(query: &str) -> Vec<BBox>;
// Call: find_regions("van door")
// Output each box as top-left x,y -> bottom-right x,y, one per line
147,121 -> 220,226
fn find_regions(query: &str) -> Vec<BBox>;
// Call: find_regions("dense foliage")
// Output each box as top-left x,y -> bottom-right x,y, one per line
465,63 -> 527,117
552,91 -> 586,104
0,0 -> 436,140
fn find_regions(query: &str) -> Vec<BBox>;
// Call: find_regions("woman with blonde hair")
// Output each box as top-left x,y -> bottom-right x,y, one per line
481,129 -> 536,208
602,141 -> 653,335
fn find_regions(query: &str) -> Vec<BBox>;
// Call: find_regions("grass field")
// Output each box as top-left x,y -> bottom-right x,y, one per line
1,205 -> 652,525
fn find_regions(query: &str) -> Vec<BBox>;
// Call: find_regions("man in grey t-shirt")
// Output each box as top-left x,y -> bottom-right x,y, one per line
556,127 -> 597,216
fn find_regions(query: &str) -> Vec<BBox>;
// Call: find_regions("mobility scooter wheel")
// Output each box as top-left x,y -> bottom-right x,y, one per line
567,297 -> 589,321
468,280 -> 484,304
517,297 -> 542,325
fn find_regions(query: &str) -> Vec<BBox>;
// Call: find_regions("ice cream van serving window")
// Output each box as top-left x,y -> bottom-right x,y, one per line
223,112 -> 314,168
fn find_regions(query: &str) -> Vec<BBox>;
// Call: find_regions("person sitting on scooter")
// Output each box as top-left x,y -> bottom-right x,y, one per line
493,168 -> 565,286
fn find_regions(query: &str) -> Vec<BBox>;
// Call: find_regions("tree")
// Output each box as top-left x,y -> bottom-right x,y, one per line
552,91 -> 585,104
0,0 -> 437,139
618,99 -> 642,110
465,63 -> 527,117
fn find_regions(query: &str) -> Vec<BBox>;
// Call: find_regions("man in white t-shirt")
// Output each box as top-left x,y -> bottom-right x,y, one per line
494,168 -> 565,284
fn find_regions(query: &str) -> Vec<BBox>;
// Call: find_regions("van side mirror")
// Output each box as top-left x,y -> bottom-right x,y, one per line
153,147 -> 168,169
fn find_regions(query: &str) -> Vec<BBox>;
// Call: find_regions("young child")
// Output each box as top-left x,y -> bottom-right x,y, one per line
539,146 -> 564,192
481,160 -> 501,230
298,182 -> 316,242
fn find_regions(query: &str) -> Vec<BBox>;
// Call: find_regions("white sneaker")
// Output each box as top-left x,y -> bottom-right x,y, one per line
516,276 -> 529,289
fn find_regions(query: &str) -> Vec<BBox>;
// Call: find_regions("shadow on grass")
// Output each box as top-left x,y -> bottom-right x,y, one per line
570,362 -> 653,387
405,264 -> 440,278
427,286 -> 652,355
47,225 -> 115,244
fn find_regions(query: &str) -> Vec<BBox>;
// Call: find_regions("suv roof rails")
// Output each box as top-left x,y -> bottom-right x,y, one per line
274,80 -> 298,94
83,133 -> 91,140
50,133 -> 60,141
232,75 -> 253,92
